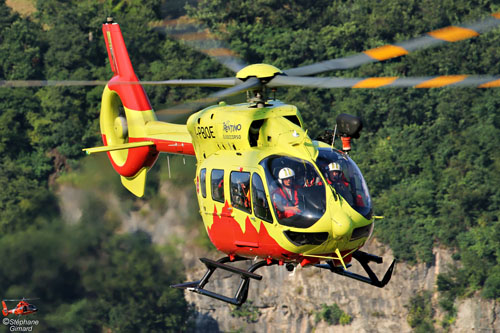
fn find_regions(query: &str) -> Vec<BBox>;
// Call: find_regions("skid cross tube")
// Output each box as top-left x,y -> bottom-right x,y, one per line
171,256 -> 278,306
315,250 -> 396,288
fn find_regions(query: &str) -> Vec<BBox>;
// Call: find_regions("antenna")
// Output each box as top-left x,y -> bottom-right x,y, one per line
331,124 -> 337,149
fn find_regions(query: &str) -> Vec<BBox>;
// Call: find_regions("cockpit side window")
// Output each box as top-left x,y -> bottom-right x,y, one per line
230,171 -> 251,213
252,173 -> 272,222
211,169 -> 224,203
316,148 -> 372,218
260,155 -> 326,228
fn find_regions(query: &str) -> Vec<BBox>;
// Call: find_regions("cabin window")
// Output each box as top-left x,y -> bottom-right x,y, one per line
230,171 -> 251,213
211,169 -> 225,203
252,173 -> 272,223
200,168 -> 207,198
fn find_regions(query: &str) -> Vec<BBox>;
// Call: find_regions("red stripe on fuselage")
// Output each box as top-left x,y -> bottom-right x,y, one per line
208,201 -> 294,260
153,139 -> 195,155
207,202 -> 359,266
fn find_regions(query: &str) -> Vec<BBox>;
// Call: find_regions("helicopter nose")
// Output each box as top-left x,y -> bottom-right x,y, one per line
331,215 -> 352,238
329,198 -> 353,238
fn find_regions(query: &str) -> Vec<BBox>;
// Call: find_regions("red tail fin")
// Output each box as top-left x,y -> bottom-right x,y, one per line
102,18 -> 151,111
2,301 -> 8,316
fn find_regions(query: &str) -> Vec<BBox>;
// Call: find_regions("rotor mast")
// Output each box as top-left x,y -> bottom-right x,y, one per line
236,64 -> 283,107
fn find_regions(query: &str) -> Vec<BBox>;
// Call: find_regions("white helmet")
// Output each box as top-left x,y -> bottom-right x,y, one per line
327,162 -> 341,172
278,167 -> 295,180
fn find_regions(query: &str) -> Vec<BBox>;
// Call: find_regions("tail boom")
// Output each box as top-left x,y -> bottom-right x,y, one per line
92,20 -> 195,197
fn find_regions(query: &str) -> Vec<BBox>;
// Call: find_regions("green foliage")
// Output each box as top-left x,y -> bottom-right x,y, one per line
482,265 -> 500,300
437,273 -> 460,313
0,155 -> 58,233
0,196 -> 190,332
405,291 -> 435,332
230,300 -> 260,323
314,303 -> 352,326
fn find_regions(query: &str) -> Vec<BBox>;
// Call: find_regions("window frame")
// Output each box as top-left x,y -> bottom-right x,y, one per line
211,169 -> 225,203
230,171 -> 252,214
251,172 -> 273,223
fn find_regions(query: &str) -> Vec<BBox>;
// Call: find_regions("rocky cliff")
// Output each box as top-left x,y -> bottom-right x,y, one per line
184,241 -> 499,333
58,183 -> 499,332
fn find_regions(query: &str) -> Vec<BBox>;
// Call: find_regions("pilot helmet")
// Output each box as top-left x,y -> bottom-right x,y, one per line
278,167 -> 295,183
327,162 -> 341,172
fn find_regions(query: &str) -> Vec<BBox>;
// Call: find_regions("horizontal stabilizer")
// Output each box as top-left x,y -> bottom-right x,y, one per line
121,167 -> 148,197
82,141 -> 155,155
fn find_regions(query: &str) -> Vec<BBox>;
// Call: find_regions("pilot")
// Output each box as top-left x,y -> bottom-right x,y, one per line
326,162 -> 354,205
272,167 -> 301,218
326,162 -> 345,183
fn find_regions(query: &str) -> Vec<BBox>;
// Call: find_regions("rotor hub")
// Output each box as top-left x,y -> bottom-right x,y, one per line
236,64 -> 283,81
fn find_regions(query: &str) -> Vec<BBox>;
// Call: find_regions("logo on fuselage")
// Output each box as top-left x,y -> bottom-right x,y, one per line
223,121 -> 242,133
223,121 -> 242,139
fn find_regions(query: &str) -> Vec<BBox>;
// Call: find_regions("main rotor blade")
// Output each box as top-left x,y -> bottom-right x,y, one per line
153,16 -> 248,73
0,78 -> 238,88
269,75 -> 500,88
284,12 -> 500,77
0,80 -> 109,87
155,77 -> 260,119
136,77 -> 237,87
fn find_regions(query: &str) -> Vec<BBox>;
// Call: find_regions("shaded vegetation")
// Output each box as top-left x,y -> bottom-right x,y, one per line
406,291 -> 435,333
0,197 -> 189,332
230,300 -> 260,323
314,303 -> 352,326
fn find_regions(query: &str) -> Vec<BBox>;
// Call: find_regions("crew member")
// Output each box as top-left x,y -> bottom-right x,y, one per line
326,162 -> 354,206
272,167 -> 301,219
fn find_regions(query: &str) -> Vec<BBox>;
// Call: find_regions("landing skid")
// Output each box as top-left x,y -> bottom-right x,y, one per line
171,256 -> 278,306
172,250 -> 395,306
315,250 -> 396,287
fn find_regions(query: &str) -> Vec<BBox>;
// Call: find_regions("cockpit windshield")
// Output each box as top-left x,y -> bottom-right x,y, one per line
260,156 -> 326,228
316,148 -> 372,218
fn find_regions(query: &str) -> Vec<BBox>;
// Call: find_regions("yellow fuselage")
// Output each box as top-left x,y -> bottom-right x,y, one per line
186,100 -> 373,266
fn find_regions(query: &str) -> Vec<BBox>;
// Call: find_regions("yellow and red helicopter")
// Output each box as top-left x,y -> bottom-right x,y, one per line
77,15 -> 500,305
2,298 -> 38,316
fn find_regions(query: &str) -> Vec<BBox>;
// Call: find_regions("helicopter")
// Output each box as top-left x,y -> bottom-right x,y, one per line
2,298 -> 38,316
76,14 -> 500,306
3,11 -> 496,306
